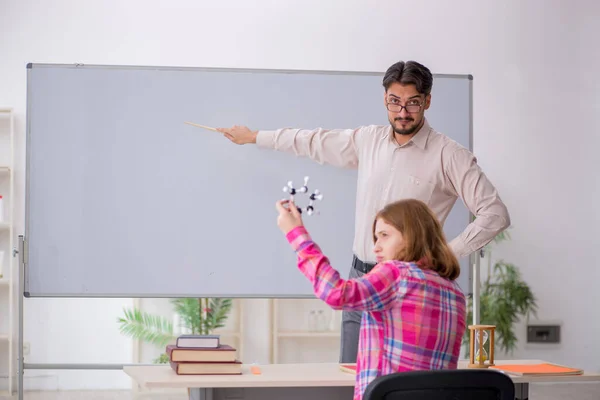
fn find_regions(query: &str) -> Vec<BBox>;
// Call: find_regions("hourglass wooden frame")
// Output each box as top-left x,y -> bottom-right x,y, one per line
468,324 -> 496,368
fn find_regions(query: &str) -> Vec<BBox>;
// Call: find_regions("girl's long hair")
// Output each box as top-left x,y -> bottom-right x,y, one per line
372,199 -> 460,280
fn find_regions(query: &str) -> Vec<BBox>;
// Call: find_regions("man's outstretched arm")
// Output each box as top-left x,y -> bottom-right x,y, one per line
217,125 -> 364,169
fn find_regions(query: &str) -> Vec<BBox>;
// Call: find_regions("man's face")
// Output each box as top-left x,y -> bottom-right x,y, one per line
384,82 -> 431,136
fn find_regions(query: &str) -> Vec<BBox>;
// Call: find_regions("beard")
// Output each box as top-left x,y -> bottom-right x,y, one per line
390,117 -> 421,136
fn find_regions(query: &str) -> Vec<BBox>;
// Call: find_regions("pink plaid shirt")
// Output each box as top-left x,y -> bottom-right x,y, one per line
286,226 -> 467,400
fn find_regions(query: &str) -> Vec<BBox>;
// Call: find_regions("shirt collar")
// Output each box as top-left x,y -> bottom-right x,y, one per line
388,118 -> 431,149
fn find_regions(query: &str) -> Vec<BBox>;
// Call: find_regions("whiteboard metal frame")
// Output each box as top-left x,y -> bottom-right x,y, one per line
24,63 -> 475,298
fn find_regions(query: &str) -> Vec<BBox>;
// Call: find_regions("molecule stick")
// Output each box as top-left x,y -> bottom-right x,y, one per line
282,176 -> 323,215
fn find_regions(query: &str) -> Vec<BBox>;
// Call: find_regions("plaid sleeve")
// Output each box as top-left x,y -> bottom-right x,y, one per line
286,226 -> 401,311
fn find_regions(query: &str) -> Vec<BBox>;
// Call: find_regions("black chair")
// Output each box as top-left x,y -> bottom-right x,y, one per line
362,369 -> 515,400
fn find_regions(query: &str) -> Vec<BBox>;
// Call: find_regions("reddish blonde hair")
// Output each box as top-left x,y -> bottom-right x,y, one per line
372,199 -> 460,280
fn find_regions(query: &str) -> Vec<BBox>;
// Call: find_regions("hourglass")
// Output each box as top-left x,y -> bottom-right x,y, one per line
468,325 -> 496,368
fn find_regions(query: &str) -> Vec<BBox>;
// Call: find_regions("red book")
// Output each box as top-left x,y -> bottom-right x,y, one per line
167,344 -> 237,363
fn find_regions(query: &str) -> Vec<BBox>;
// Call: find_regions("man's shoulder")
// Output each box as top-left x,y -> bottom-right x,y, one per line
428,128 -> 468,151
427,128 -> 474,160
359,124 -> 390,134
352,125 -> 392,149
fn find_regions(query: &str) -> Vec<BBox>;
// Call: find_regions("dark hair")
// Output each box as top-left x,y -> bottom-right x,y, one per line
382,60 -> 433,95
372,199 -> 460,281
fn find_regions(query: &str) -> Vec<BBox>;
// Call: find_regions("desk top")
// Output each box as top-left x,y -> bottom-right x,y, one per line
123,359 -> 600,389
125,362 -> 352,389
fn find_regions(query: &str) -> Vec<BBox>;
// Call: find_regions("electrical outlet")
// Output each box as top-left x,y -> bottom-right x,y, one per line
23,342 -> 30,355
527,325 -> 560,343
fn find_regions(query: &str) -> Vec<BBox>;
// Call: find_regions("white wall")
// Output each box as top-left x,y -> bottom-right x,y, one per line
1,0 -> 599,390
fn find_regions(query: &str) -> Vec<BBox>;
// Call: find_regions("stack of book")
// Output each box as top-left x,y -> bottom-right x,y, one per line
167,334 -> 242,375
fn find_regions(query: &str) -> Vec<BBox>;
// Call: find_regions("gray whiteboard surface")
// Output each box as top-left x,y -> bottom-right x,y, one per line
24,63 -> 473,298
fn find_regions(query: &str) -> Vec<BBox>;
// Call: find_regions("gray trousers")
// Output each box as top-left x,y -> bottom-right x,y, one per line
339,264 -> 364,363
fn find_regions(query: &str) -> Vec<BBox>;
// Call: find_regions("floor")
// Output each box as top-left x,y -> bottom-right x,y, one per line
1,383 -> 600,400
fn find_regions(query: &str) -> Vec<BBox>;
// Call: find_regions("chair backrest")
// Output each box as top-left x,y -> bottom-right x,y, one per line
362,369 -> 515,400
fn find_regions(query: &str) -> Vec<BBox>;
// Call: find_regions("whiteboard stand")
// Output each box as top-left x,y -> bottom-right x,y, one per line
16,235 -> 156,400
17,235 -> 23,400
472,250 -> 481,325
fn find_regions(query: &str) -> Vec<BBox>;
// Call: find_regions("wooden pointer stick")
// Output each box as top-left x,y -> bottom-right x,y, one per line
184,121 -> 219,132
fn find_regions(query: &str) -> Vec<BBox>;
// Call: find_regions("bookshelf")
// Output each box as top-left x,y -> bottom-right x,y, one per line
270,299 -> 341,364
0,107 -> 15,396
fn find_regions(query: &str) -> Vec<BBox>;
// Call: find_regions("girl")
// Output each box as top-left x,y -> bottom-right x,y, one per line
275,198 -> 467,400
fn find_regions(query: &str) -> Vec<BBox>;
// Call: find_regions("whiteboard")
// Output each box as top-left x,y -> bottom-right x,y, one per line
24,63 -> 473,297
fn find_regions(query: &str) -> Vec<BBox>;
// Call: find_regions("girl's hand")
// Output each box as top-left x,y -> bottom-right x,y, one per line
275,199 -> 304,234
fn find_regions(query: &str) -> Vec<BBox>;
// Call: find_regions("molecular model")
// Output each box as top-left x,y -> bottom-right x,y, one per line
282,176 -> 323,216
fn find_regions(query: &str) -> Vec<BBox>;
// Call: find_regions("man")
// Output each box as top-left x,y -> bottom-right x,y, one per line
217,60 -> 510,363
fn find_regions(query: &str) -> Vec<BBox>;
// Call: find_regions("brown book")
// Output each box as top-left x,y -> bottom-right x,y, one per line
170,360 -> 242,375
166,344 -> 237,363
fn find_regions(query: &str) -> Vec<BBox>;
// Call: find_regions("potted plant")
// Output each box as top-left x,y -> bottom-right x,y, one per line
117,297 -> 233,363
463,230 -> 538,357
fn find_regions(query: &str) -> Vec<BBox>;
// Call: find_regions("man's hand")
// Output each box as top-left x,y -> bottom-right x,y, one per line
275,199 -> 304,234
216,125 -> 258,145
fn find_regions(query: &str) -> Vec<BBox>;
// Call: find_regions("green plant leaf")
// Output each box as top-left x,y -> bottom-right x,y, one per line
171,298 -> 203,334
154,352 -> 170,364
463,252 -> 537,356
116,307 -> 175,347
208,298 -> 233,330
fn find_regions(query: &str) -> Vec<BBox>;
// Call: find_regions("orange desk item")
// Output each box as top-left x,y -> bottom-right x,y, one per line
250,364 -> 262,375
339,363 -> 356,374
491,362 -> 583,376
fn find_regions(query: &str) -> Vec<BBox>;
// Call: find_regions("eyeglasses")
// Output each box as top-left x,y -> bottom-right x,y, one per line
386,102 -> 423,113
386,95 -> 425,113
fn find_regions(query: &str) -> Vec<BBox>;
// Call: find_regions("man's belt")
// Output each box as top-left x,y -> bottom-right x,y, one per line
352,255 -> 376,274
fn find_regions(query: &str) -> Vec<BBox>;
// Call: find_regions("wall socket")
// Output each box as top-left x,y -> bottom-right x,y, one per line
23,342 -> 30,355
527,325 -> 560,343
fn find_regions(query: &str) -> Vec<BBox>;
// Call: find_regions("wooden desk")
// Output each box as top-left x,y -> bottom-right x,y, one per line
123,359 -> 600,400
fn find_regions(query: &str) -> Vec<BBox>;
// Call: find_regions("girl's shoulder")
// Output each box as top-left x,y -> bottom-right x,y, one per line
376,260 -> 421,275
378,260 -> 445,281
